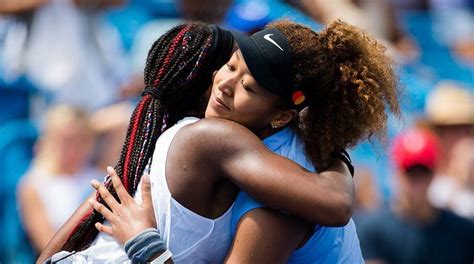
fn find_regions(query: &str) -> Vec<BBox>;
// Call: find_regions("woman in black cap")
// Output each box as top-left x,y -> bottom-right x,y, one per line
86,20 -> 400,263
218,19 -> 400,263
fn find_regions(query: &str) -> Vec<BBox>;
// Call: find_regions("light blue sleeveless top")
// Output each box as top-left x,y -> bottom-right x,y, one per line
231,127 -> 364,263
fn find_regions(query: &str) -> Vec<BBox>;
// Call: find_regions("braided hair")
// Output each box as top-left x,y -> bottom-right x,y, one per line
62,22 -> 234,251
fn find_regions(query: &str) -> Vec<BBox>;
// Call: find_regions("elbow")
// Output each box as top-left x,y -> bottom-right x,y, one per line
330,193 -> 354,226
302,172 -> 356,226
309,193 -> 353,227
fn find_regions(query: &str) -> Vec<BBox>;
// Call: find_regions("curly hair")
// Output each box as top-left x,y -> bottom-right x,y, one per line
267,20 -> 400,170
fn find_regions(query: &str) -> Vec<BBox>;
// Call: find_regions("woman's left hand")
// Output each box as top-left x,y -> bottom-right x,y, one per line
89,167 -> 156,245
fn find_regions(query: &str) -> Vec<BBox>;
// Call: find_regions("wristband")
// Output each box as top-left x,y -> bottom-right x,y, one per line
149,249 -> 173,264
124,228 -> 167,264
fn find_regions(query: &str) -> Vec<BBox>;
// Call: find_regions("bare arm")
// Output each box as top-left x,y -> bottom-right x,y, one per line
0,0 -> 46,14
18,181 -> 55,253
225,208 -> 311,264
73,0 -> 125,9
186,118 -> 354,226
36,192 -> 95,264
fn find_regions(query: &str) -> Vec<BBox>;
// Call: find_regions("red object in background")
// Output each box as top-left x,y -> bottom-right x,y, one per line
391,128 -> 440,171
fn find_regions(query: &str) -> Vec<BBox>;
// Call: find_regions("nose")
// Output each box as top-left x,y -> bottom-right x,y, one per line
218,74 -> 238,97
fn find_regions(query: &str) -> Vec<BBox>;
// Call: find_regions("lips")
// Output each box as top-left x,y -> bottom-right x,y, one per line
212,93 -> 230,111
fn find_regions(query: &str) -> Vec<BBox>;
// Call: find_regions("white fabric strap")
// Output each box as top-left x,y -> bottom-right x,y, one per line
149,249 -> 173,264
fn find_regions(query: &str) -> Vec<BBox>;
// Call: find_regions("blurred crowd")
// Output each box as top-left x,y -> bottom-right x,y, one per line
0,0 -> 472,263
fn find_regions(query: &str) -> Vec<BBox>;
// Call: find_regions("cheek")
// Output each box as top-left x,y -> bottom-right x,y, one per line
234,94 -> 275,123
212,68 -> 227,86
238,90 -> 275,113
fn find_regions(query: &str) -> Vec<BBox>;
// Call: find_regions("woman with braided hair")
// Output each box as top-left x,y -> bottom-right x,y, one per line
83,19 -> 400,263
38,22 -> 356,263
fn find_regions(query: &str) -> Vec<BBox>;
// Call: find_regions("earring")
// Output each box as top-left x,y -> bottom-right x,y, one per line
271,122 -> 278,129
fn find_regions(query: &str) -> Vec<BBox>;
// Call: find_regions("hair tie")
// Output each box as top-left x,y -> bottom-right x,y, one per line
142,87 -> 164,101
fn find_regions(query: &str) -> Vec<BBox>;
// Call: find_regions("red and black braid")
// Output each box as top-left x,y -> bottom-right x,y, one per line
61,22 -> 231,251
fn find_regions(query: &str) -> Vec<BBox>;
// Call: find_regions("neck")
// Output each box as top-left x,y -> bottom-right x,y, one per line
185,110 -> 203,118
257,126 -> 286,139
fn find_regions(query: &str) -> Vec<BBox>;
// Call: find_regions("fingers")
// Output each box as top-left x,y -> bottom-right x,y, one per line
141,174 -> 153,209
91,179 -> 120,212
95,222 -> 113,236
107,166 -> 132,204
89,199 -> 115,221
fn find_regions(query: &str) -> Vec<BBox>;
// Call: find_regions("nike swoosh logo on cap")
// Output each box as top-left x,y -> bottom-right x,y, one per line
263,34 -> 284,51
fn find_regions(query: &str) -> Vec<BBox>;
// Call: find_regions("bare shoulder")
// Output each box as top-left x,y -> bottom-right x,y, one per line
177,118 -> 263,153
187,118 -> 256,138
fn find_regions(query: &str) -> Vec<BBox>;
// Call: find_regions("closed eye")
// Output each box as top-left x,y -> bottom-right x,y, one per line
226,63 -> 235,72
241,79 -> 255,93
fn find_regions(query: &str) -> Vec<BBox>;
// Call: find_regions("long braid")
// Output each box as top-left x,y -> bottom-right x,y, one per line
153,25 -> 191,87
123,95 -> 151,191
62,22 -> 229,251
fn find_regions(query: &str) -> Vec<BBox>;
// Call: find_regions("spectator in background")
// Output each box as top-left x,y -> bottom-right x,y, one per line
121,0 -> 235,99
288,0 -> 420,63
357,127 -> 474,264
425,81 -> 474,219
1,0 -> 128,112
89,102 -> 132,170
353,168 -> 381,219
178,0 -> 233,23
17,105 -> 101,253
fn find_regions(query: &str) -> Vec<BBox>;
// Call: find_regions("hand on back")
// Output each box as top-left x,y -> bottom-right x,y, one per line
89,167 -> 156,245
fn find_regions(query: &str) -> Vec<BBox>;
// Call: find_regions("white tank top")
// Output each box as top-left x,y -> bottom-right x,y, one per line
149,116 -> 235,263
51,117 -> 234,263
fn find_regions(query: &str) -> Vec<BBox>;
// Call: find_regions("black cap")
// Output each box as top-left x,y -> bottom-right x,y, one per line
232,28 -> 303,109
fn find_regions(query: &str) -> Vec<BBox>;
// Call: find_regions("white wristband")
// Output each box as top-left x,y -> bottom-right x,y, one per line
149,249 -> 173,264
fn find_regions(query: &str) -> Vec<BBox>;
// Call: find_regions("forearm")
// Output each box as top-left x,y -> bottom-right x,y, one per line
228,156 -> 354,226
192,119 -> 355,226
315,158 -> 355,224
37,192 -> 95,264
225,208 -> 311,263
0,0 -> 46,14
73,0 -> 125,9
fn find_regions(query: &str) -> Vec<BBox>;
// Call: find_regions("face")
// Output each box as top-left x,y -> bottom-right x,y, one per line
205,49 -> 284,135
399,165 -> 434,202
49,121 -> 94,174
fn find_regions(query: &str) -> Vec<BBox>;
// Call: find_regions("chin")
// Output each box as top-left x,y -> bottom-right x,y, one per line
204,109 -> 218,118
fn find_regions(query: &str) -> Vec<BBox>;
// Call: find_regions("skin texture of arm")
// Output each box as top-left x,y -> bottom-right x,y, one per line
36,192 -> 95,264
0,0 -> 46,14
175,118 -> 354,226
225,208 -> 312,264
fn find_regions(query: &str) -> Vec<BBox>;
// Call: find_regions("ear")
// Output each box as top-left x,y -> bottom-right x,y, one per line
271,109 -> 298,128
